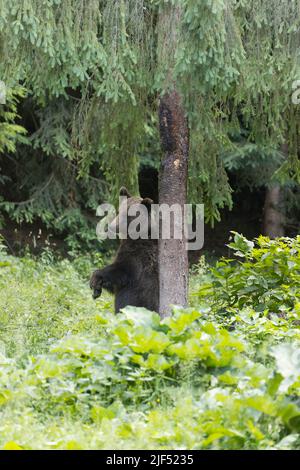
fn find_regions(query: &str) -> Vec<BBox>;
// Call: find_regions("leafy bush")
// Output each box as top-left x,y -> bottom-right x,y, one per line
194,233 -> 300,314
0,236 -> 300,449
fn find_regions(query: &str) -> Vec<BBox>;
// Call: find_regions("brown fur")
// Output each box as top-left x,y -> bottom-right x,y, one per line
90,188 -> 158,313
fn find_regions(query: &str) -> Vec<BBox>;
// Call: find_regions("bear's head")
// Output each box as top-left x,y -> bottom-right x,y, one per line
108,187 -> 154,239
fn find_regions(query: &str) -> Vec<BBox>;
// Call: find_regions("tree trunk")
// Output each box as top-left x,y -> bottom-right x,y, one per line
157,5 -> 189,318
263,185 -> 285,238
262,144 -> 287,239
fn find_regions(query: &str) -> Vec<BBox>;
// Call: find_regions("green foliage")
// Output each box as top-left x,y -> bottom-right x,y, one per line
0,0 -> 155,197
0,86 -> 27,153
222,134 -> 285,189
1,237 -> 300,449
0,0 -> 299,238
235,0 -> 300,169
177,0 -> 243,222
194,233 -> 300,317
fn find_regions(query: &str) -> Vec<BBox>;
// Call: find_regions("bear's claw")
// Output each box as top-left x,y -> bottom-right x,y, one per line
92,288 -> 102,299
90,270 -> 103,299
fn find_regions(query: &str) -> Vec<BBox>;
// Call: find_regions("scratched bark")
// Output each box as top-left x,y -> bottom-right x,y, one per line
158,89 -> 189,318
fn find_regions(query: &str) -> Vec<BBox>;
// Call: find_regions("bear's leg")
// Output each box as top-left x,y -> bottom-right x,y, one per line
115,287 -> 141,313
90,263 -> 130,299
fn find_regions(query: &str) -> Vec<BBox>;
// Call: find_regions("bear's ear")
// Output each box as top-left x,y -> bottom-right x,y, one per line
141,198 -> 153,210
119,187 -> 131,198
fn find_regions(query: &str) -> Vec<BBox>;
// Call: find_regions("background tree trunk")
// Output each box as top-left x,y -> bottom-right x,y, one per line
158,5 -> 189,318
263,185 -> 285,238
262,143 -> 287,238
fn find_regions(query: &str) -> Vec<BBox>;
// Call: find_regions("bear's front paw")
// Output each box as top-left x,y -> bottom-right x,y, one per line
90,270 -> 103,299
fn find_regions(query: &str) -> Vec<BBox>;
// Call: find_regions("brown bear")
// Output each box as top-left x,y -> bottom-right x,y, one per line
90,187 -> 158,313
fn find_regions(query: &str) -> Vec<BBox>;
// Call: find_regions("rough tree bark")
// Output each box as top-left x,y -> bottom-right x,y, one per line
262,144 -> 287,239
157,5 -> 189,318
263,186 -> 285,238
